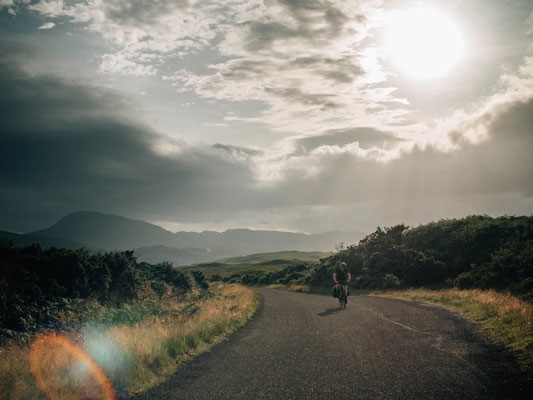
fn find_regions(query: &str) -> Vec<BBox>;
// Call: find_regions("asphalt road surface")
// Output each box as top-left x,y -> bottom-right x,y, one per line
135,288 -> 532,399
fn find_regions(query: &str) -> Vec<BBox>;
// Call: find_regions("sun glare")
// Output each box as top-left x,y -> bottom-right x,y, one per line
385,8 -> 464,80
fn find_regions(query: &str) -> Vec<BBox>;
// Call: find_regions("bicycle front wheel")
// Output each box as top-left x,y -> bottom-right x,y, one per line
339,288 -> 347,309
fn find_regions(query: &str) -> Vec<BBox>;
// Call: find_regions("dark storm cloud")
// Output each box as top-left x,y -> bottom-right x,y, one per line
0,44 -> 259,232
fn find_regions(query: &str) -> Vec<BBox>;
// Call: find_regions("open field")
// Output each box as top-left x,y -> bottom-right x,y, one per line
218,251 -> 329,264
183,250 -> 328,278
0,284 -> 258,399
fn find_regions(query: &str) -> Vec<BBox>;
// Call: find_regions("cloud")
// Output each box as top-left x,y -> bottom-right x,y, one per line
2,3 -> 533,235
163,0 -> 410,137
37,22 -> 55,29
258,98 -> 533,224
1,41 -> 533,235
294,127 -> 404,153
25,1 -> 410,139
428,55 -> 533,152
27,0 -> 227,76
0,43 -> 260,232
19,0 -> 533,150
238,53 -> 533,232
0,0 -> 16,15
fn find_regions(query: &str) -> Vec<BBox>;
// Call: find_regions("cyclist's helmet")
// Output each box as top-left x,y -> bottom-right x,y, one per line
339,262 -> 347,269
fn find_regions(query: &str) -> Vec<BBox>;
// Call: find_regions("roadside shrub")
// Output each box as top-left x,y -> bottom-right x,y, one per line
306,216 -> 533,297
0,242 -> 196,333
191,270 -> 209,290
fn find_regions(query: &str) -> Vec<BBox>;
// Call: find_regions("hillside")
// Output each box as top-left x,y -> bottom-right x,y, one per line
0,230 -> 84,249
188,250 -> 329,279
134,245 -> 245,266
219,251 -> 330,264
26,211 -> 365,252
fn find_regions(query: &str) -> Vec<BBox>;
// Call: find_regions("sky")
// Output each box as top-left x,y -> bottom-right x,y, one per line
1,0 -> 532,234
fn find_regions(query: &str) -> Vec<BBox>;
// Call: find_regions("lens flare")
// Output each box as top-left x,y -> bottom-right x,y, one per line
30,333 -> 116,400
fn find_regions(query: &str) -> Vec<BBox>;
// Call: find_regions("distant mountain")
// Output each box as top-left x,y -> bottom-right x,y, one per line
29,211 -> 177,250
27,211 -> 365,252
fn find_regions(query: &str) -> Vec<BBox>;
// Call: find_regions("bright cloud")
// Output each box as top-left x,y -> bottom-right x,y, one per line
25,0 -> 416,141
37,21 -> 55,29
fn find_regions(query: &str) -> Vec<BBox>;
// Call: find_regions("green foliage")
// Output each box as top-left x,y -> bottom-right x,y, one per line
143,261 -> 192,294
191,270 -> 209,290
226,216 -> 531,298
0,241 -> 196,333
308,216 -> 533,299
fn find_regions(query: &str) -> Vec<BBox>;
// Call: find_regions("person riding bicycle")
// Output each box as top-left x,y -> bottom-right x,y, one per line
333,262 -> 351,303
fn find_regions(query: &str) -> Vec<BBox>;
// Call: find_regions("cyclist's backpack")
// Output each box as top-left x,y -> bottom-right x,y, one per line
332,286 -> 338,298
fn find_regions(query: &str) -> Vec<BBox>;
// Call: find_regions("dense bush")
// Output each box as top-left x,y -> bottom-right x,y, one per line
309,216 -> 533,299
0,242 -> 200,332
191,270 -> 209,290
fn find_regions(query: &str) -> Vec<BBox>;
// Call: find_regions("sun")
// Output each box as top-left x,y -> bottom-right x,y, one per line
385,7 -> 464,80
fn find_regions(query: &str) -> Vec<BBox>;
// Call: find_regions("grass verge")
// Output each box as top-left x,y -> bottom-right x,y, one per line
0,283 -> 258,399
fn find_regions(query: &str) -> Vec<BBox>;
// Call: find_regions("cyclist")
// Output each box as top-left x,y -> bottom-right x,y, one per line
333,262 -> 351,303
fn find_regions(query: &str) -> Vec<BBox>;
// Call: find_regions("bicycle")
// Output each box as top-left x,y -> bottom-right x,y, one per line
337,280 -> 349,309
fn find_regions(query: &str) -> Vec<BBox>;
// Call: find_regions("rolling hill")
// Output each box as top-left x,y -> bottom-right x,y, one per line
184,250 -> 330,278
219,251 -> 330,264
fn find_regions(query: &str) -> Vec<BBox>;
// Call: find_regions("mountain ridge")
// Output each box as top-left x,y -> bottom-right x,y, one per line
24,210 -> 365,253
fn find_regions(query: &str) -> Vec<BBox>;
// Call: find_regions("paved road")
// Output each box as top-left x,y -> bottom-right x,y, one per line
135,288 -> 532,399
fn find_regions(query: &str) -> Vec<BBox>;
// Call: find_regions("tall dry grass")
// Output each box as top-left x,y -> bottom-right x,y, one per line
0,283 -> 257,399
374,288 -> 533,372
112,283 -> 257,394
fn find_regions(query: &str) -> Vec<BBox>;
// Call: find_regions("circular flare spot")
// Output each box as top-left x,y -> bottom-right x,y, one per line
30,333 -> 116,400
